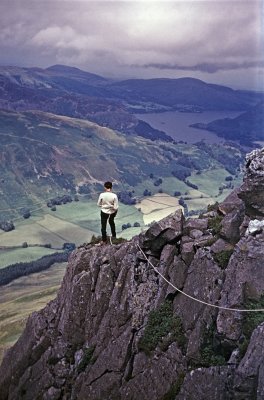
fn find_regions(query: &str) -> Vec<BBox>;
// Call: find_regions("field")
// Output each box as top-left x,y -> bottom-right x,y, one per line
0,246 -> 63,269
0,262 -> 67,363
135,193 -> 183,225
189,168 -> 243,196
0,213 -> 96,248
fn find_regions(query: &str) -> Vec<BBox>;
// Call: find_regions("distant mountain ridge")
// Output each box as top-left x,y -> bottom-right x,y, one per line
107,77 -> 261,111
0,64 -> 261,114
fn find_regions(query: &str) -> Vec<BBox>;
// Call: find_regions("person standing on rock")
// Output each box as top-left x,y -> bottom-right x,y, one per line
97,181 -> 119,244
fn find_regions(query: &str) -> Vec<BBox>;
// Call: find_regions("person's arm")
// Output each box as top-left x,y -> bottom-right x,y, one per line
113,194 -> 119,211
97,194 -> 103,207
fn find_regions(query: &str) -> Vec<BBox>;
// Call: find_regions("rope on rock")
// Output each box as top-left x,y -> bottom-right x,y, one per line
136,243 -> 264,313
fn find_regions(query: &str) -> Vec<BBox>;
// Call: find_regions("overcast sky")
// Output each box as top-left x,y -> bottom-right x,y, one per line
0,0 -> 263,90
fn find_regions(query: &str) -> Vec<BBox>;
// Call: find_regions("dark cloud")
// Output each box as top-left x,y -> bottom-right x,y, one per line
138,61 -> 264,74
0,0 -> 263,90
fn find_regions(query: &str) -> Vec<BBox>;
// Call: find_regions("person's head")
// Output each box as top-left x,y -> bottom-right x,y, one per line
104,181 -> 112,191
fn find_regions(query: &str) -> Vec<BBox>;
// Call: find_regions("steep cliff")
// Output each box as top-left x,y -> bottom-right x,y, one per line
0,148 -> 264,400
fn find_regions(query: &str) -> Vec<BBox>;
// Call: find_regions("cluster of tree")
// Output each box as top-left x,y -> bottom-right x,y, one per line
78,184 -> 91,194
20,208 -> 31,219
118,191 -> 136,205
218,181 -> 234,194
47,195 -> 73,208
216,154 -> 240,175
174,191 -> 182,197
178,197 -> 189,214
0,251 -> 71,286
62,242 -> 76,251
185,180 -> 199,190
188,209 -> 203,217
122,222 -> 141,230
195,141 -> 243,175
122,223 -> 132,230
171,166 -> 191,181
0,220 -> 15,232
159,145 -> 182,158
154,178 -> 163,186
149,174 -> 163,187
179,197 -> 186,207
143,189 -> 152,196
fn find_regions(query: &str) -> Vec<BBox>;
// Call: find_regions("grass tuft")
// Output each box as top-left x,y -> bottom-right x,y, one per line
239,295 -> 264,356
138,300 -> 186,355
197,323 -> 226,367
213,250 -> 233,269
77,346 -> 96,373
162,372 -> 185,400
207,214 -> 223,236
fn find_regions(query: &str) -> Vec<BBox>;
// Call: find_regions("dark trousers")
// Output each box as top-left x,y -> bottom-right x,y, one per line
101,211 -> 117,242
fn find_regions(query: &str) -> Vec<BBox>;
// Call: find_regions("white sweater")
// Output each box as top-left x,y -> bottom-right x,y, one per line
97,191 -> 119,214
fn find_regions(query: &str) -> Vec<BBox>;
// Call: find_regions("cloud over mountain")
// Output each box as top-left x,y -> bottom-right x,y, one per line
139,61 -> 264,74
0,0 -> 263,89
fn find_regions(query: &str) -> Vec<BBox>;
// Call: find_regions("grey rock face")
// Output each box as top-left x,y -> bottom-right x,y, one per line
176,366 -> 234,400
1,149 -> 264,400
238,148 -> 264,217
233,324 -> 264,399
217,232 -> 264,341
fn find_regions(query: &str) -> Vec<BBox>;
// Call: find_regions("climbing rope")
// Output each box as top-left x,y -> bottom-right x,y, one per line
136,244 -> 264,313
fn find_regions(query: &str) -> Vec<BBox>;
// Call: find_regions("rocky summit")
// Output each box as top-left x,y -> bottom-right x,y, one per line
0,148 -> 264,400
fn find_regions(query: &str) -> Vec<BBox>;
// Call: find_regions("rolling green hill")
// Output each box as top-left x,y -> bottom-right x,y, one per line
0,109 -> 244,223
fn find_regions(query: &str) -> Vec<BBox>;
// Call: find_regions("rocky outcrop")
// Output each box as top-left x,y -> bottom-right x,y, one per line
238,148 -> 264,217
0,148 -> 264,400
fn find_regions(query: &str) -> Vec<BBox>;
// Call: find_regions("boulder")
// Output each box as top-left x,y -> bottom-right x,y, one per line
219,188 -> 244,215
220,208 -> 245,244
184,217 -> 208,233
189,229 -> 204,239
142,209 -> 184,254
180,242 -> 195,266
211,238 -> 234,254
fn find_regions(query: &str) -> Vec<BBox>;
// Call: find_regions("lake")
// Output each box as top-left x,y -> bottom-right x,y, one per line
136,110 -> 242,144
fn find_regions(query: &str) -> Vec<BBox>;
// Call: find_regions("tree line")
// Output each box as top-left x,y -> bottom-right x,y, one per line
0,251 -> 70,286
